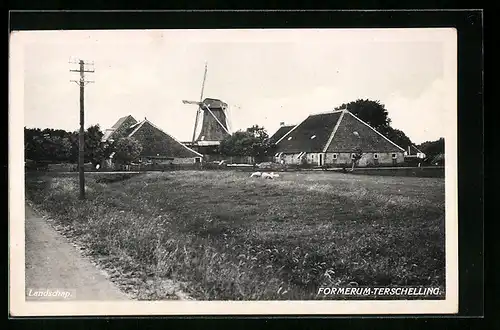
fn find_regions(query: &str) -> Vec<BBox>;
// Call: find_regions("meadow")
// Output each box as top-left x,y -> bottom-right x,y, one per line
25,170 -> 446,300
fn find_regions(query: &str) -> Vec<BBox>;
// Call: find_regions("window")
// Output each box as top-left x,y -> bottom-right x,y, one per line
351,153 -> 356,159
373,153 -> 379,159
312,154 -> 315,159
332,153 -> 338,160
200,136 -> 205,141
392,153 -> 397,159
194,157 -> 201,163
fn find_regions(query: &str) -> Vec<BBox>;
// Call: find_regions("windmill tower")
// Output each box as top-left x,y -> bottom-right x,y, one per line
182,63 -> 232,154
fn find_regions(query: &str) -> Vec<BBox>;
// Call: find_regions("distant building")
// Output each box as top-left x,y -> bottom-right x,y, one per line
403,144 -> 426,166
404,145 -> 426,159
272,109 -> 406,167
102,115 -> 203,166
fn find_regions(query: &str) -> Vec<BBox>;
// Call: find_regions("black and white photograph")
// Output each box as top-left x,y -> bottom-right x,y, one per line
9,27 -> 458,315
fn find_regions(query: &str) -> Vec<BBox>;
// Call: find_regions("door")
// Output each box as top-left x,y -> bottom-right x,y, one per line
318,154 -> 324,166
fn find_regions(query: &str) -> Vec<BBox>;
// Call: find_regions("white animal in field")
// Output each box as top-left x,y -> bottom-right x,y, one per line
261,172 -> 275,179
251,171 -> 280,179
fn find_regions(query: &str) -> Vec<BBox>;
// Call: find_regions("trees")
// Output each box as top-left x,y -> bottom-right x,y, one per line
25,128 -> 43,161
84,124 -> 113,166
335,99 -> 391,132
25,125 -> 113,166
335,99 -> 414,150
24,128 -> 73,162
51,136 -> 72,161
418,137 -> 444,162
246,125 -> 272,161
220,125 -> 272,162
384,127 -> 413,151
113,137 -> 143,165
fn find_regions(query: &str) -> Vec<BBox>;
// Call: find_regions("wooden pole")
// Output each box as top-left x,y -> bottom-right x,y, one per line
78,60 -> 85,200
70,58 -> 94,200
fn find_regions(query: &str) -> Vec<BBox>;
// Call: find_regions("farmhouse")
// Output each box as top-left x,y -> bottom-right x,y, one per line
101,115 -> 203,166
272,109 -> 406,167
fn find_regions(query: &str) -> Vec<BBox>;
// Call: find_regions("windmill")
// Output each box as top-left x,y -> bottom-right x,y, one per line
182,63 -> 231,147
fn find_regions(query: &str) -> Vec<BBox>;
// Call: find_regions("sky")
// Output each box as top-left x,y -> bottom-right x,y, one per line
16,29 -> 456,144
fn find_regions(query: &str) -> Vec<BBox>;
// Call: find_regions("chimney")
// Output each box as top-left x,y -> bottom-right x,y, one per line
280,122 -> 285,126
408,146 -> 411,154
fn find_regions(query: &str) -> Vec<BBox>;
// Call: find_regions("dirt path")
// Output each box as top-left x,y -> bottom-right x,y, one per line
24,203 -> 130,301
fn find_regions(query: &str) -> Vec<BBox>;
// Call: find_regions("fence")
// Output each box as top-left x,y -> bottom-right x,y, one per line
27,159 -> 442,175
26,161 -> 333,173
27,162 -> 93,172
345,166 -> 445,178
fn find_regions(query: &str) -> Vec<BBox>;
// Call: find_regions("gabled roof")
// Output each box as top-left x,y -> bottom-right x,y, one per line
111,115 -> 135,129
127,119 -> 203,158
102,115 -> 202,158
275,111 -> 343,153
269,125 -> 294,144
101,115 -> 138,142
326,111 -> 405,153
275,110 -> 405,154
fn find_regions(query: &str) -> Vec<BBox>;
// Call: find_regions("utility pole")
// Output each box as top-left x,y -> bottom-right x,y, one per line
70,58 -> 94,200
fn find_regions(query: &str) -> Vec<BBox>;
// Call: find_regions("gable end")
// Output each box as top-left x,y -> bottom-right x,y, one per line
327,111 -> 405,153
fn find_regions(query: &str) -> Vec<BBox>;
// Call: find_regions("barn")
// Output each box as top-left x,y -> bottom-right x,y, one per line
272,109 -> 406,167
101,115 -> 203,167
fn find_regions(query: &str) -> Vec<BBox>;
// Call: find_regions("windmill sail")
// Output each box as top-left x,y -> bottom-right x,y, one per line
191,62 -> 208,144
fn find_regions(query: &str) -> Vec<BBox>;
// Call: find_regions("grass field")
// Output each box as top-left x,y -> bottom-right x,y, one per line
25,170 -> 445,300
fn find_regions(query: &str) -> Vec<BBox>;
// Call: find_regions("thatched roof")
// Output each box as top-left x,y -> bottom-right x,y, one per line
275,110 -> 405,154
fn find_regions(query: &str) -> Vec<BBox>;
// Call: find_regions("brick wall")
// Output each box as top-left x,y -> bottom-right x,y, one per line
280,152 -> 405,167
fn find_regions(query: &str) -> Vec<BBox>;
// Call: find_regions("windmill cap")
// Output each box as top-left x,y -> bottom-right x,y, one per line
203,98 -> 228,109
